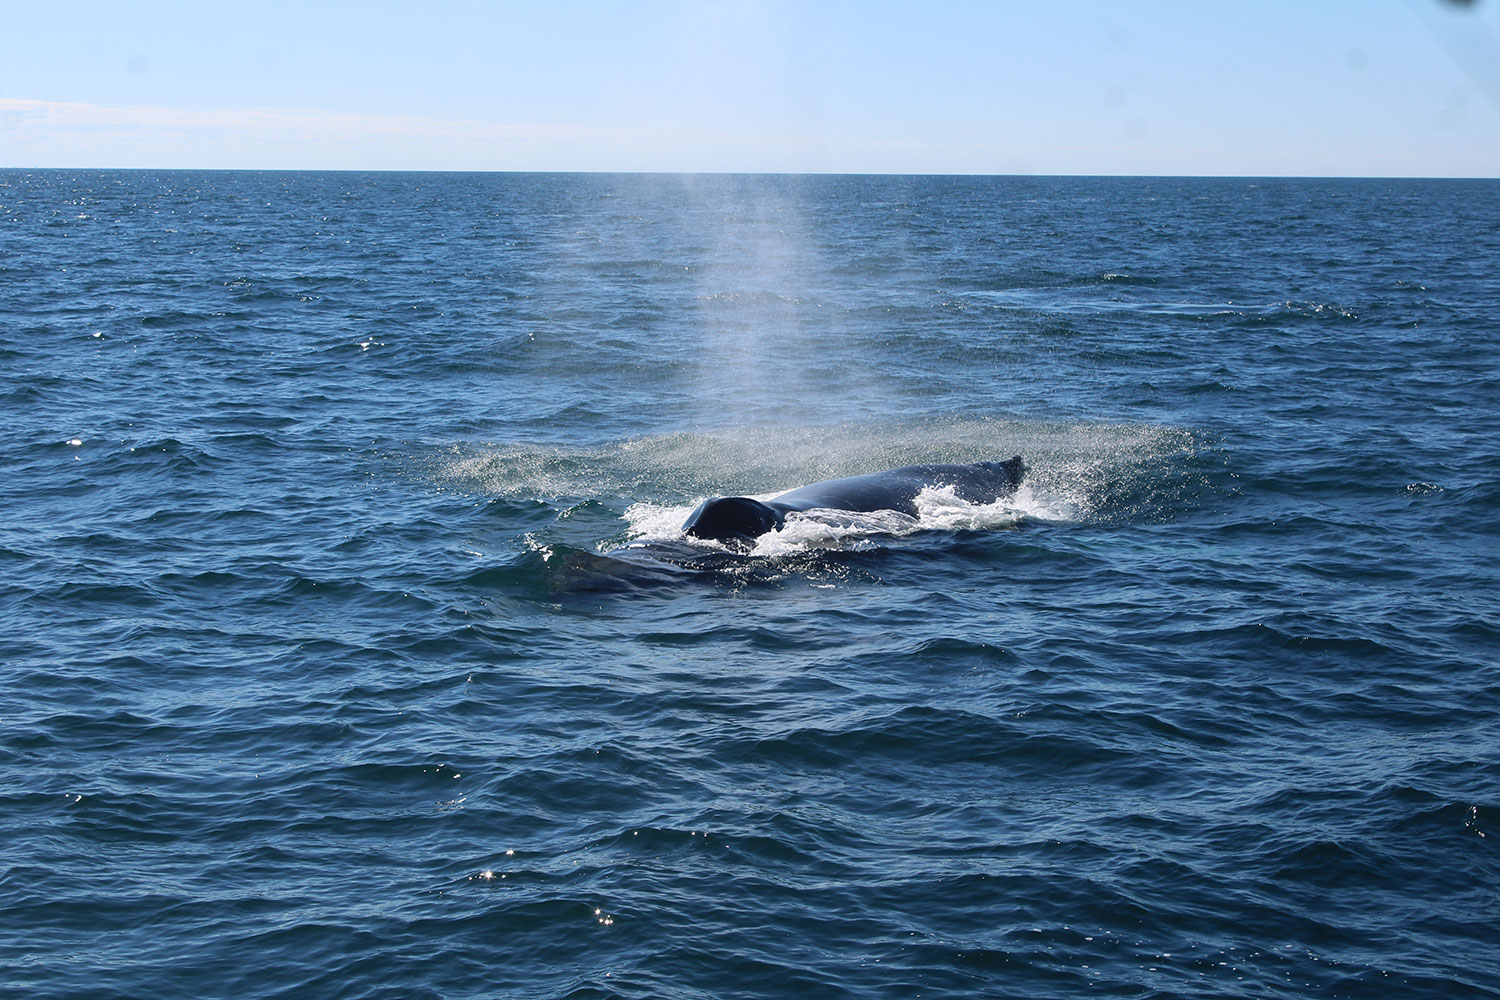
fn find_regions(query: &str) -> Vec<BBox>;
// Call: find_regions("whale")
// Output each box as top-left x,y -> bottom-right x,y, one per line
682,456 -> 1024,544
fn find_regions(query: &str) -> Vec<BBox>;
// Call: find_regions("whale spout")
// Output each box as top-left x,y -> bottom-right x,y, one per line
682,496 -> 786,543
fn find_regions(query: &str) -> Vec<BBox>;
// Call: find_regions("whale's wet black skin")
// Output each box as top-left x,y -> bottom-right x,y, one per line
682,457 -> 1024,544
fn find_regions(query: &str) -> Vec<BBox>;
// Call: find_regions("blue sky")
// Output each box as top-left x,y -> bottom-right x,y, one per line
2,0 -> 1498,175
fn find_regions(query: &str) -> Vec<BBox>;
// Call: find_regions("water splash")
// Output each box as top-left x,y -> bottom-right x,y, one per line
439,416 -> 1202,555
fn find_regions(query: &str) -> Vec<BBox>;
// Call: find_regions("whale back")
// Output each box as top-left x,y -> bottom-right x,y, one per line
771,457 -> 1024,515
680,457 -> 1024,544
682,495 -> 786,543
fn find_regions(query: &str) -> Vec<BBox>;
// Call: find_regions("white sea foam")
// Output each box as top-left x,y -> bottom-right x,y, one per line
620,499 -> 705,540
438,416 -> 1193,499
439,416 -> 1197,551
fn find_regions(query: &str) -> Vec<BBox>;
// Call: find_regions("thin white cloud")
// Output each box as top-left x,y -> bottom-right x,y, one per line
4,94 -> 1493,175
0,97 -> 554,141
0,96 -> 640,171
0,96 -> 1163,173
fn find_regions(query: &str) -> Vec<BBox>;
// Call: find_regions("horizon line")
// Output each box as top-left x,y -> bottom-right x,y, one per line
4,165 -> 1499,181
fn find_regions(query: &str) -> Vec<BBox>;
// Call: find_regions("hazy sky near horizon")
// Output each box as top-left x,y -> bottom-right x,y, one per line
2,0 -> 1499,175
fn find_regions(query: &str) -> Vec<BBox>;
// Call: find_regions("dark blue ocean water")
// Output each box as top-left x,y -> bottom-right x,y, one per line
2,170 -> 1498,999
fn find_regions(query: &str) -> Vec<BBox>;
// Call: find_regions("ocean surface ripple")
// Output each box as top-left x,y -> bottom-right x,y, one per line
2,171 -> 1498,999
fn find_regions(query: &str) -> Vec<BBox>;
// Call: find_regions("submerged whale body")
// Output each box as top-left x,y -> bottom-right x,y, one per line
682,457 -> 1024,544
